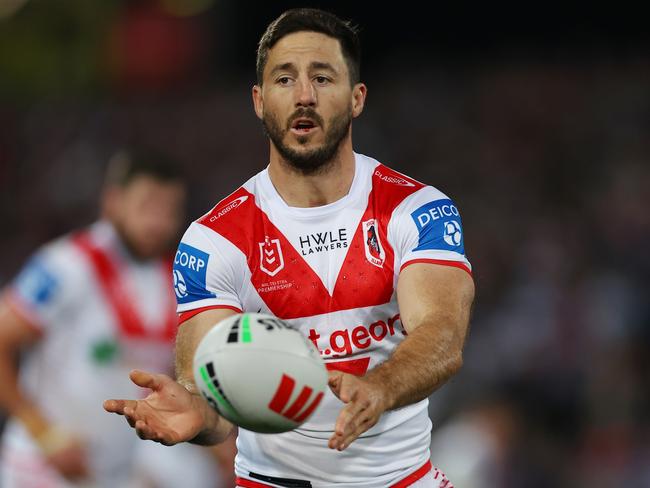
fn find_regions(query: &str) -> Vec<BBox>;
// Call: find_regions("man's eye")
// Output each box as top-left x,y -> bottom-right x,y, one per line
278,77 -> 292,85
315,76 -> 329,84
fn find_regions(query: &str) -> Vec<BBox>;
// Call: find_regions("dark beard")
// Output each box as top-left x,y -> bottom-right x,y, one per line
262,107 -> 352,175
111,219 -> 163,262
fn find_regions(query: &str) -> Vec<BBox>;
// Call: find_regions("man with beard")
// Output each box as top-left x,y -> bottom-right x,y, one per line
105,8 -> 474,488
0,149 -> 234,487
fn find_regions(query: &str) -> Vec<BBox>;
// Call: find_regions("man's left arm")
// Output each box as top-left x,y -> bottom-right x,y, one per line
328,263 -> 474,450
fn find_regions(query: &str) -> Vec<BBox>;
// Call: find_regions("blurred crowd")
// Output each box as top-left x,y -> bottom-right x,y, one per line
1,1 -> 649,487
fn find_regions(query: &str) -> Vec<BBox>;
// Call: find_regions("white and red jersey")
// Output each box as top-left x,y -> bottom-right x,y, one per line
1,221 -> 179,487
174,153 -> 471,487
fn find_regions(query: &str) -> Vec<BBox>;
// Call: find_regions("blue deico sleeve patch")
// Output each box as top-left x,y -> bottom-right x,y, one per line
410,199 -> 465,254
173,243 -> 217,304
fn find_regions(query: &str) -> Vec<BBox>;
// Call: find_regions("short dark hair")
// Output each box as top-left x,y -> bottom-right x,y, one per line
104,147 -> 184,187
256,8 -> 361,86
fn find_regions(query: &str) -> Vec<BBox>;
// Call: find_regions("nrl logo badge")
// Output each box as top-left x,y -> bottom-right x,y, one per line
259,236 -> 284,276
362,219 -> 385,268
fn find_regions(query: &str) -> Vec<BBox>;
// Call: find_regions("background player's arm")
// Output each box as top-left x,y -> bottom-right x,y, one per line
0,299 -> 89,480
0,300 -> 47,437
105,308 -> 237,446
328,263 -> 474,450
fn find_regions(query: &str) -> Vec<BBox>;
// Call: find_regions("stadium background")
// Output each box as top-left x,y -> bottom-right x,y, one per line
1,1 -> 648,486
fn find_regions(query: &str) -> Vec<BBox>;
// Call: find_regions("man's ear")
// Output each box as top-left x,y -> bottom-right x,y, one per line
252,85 -> 264,120
351,83 -> 367,118
101,186 -> 121,220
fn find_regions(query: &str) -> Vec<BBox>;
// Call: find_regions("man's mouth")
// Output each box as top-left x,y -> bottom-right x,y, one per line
290,118 -> 319,134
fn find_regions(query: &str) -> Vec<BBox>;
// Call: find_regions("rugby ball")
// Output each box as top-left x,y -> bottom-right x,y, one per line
193,313 -> 327,433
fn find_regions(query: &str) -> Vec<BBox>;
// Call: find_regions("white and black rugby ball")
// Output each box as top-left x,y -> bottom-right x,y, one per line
193,313 -> 327,433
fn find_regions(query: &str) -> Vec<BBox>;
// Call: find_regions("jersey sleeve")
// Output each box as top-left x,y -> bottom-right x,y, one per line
4,243 -> 79,332
389,186 -> 472,275
173,222 -> 243,322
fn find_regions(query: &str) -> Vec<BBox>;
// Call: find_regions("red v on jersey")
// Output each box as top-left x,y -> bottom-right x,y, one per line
73,233 -> 177,342
198,164 -> 423,320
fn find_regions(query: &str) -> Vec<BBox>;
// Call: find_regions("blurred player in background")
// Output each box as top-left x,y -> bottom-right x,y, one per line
106,8 -> 474,488
0,148 -> 235,487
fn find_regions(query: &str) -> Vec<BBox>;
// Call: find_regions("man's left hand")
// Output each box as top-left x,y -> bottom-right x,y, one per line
327,370 -> 391,451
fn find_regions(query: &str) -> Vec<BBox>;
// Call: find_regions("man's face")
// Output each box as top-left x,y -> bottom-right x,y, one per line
109,175 -> 186,260
253,31 -> 366,174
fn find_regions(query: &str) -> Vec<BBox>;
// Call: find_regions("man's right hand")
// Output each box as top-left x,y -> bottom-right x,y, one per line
104,369 -> 213,445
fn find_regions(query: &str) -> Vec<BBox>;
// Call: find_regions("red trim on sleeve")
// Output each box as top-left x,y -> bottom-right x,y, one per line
390,460 -> 433,488
2,291 -> 45,335
400,258 -> 472,277
178,305 -> 242,325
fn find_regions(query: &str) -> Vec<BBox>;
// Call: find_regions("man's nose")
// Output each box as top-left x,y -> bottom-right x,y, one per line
295,78 -> 316,107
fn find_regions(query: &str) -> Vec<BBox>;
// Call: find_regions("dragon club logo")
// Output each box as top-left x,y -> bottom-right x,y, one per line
362,219 -> 385,268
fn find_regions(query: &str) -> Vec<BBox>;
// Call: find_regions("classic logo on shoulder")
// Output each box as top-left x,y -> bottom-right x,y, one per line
259,236 -> 284,276
209,196 -> 249,222
362,219 -> 385,268
374,169 -> 415,187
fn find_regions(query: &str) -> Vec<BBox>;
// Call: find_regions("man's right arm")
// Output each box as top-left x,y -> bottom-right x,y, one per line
175,308 -> 238,445
104,308 -> 238,446
106,221 -> 243,445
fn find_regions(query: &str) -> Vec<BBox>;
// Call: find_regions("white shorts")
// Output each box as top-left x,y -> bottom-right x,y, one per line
410,465 -> 453,487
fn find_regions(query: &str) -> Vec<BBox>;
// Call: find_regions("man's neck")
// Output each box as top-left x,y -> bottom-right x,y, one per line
267,140 -> 356,208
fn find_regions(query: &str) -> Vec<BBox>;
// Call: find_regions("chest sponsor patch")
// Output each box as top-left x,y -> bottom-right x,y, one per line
297,228 -> 348,256
410,198 -> 465,254
173,243 -> 216,304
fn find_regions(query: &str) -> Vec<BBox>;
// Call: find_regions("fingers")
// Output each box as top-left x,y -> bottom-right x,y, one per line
329,398 -> 370,450
335,414 -> 375,451
104,399 -> 144,431
103,399 -> 137,415
328,375 -> 386,451
328,371 -> 355,403
135,419 -> 154,440
328,410 -> 374,451
327,370 -> 342,387
134,419 -> 176,445
334,396 -> 367,436
129,370 -> 162,390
